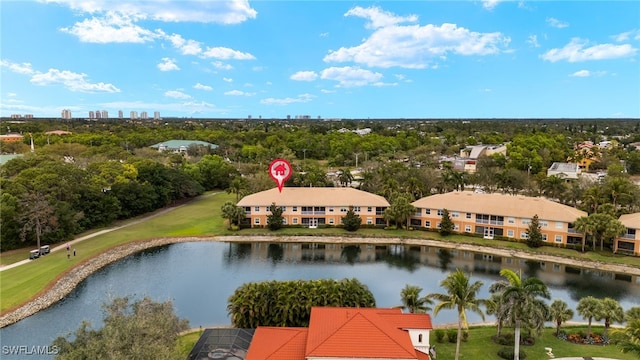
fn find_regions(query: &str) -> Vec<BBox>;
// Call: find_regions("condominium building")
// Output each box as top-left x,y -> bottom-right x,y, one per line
410,191 -> 586,246
118,110 -> 123,119
615,213 -> 640,256
101,110 -> 108,119
61,109 -> 72,119
140,111 -> 148,120
130,111 -> 138,119
89,111 -> 95,119
154,111 -> 161,120
237,187 -> 390,228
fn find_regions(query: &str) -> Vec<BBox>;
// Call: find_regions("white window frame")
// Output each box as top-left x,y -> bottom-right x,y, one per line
507,230 -> 514,238
555,235 -> 563,243
254,218 -> 260,225
292,218 -> 298,224
465,225 -> 472,233
520,231 -> 528,239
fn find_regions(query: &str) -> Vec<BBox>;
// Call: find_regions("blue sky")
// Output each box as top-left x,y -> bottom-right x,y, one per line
1,0 -> 639,119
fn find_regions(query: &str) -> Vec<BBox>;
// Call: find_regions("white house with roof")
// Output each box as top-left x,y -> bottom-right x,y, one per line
149,140 -> 218,153
547,162 -> 581,180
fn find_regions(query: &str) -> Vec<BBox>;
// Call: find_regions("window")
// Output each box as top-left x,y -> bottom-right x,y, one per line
281,206 -> 286,211
437,209 -> 444,216
329,218 -> 334,225
465,225 -> 472,232
282,218 -> 287,225
466,213 -> 472,219
425,221 -> 431,227
522,219 -> 531,225
540,221 -> 548,227
329,207 -> 334,212
556,221 -> 564,229
507,230 -> 514,238
520,231 -> 528,239
425,209 -> 431,215
542,234 -> 548,241
555,235 -> 563,243
418,334 -> 423,343
367,207 -> 372,212
254,206 -> 260,212
340,207 -> 347,212
454,224 -> 459,231
292,218 -> 298,224
254,218 -> 260,225
452,212 -> 459,218
353,206 -> 361,212
293,206 -> 298,212
436,222 -> 441,228
366,218 -> 373,225
508,217 -> 515,224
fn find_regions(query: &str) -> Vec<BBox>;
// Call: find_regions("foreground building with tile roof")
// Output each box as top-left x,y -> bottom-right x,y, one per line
246,307 -> 433,360
237,187 -> 390,228
615,213 -> 640,256
410,192 -> 587,246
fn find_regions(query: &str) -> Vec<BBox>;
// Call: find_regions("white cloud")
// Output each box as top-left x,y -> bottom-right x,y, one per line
320,32 -> 329,37
224,90 -> 255,96
325,7 -> 510,69
541,38 -> 637,62
158,58 -> 180,71
345,6 -> 418,29
260,93 -> 315,105
320,89 -> 336,94
164,90 -> 191,99
546,17 -> 569,29
320,66 -> 383,87
211,61 -> 233,70
44,0 -> 257,24
167,33 -> 202,55
570,70 -> 607,77
201,47 -> 255,60
612,29 -> 640,42
223,77 -> 233,83
194,83 -> 212,91
60,11 -> 160,43
481,0 -> 506,10
526,35 -> 540,48
30,68 -> 120,93
0,60 -> 34,74
290,71 -> 318,81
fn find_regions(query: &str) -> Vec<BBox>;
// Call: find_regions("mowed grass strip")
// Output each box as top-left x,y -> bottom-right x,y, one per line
429,325 -> 635,360
0,192 -> 234,313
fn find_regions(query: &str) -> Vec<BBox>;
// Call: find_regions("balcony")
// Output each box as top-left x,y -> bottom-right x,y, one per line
623,234 -> 636,240
301,211 -> 326,215
475,220 -> 504,226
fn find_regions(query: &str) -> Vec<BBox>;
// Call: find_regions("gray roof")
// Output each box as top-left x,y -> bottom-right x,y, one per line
149,140 -> 218,150
548,162 -> 579,173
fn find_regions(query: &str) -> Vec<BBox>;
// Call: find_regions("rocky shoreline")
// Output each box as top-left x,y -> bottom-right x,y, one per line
2,235 -> 639,328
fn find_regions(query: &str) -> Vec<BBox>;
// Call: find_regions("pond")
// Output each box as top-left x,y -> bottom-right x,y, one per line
1,241 -> 639,359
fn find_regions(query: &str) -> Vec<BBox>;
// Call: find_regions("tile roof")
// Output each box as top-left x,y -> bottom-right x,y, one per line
305,307 -> 426,359
411,191 -> 587,223
619,213 -> 640,229
246,327 -> 308,360
237,187 -> 390,207
149,139 -> 218,149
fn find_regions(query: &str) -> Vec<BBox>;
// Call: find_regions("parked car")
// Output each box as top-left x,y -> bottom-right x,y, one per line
29,249 -> 40,260
40,245 -> 50,255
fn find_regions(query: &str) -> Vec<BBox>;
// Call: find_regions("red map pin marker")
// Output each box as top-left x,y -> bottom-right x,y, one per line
269,158 -> 292,193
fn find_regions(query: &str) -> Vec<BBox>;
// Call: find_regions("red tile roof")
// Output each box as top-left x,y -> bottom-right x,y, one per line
246,307 -> 432,360
246,327 -> 308,360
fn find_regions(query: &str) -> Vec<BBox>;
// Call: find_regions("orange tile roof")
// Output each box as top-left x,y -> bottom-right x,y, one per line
245,327 -> 308,360
305,307 -> 428,359
619,213 -> 640,229
382,312 -> 434,330
237,187 -> 390,207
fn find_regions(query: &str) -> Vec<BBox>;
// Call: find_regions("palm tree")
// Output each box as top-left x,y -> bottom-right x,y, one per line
597,297 -> 624,335
548,299 -> 574,336
615,318 -> 640,357
577,296 -> 600,338
489,269 -> 550,360
396,284 -> 432,314
428,269 -> 485,360
337,168 -> 354,187
573,216 -> 594,252
226,176 -> 249,202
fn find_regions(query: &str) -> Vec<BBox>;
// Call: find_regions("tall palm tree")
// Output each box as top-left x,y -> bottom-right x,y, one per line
428,269 -> 485,360
396,284 -> 432,314
577,296 -> 600,338
597,297 -> 624,335
549,299 -> 574,336
489,269 -> 550,360
615,318 -> 640,357
573,216 -> 594,252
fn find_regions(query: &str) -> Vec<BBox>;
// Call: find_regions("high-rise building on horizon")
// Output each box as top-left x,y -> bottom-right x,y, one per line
118,110 -> 123,119
61,109 -> 72,119
101,110 -> 108,119
154,111 -> 161,120
140,111 -> 148,120
130,111 -> 138,119
89,111 -> 95,119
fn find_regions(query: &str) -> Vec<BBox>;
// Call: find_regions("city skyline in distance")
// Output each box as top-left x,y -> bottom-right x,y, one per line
1,0 -> 639,119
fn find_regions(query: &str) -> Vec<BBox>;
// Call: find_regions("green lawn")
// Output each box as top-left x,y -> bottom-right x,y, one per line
2,190 -> 640,314
176,329 -> 204,357
429,325 -> 634,360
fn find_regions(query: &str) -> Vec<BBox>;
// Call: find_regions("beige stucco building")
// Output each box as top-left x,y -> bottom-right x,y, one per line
237,187 -> 390,228
410,192 -> 586,246
615,213 -> 640,256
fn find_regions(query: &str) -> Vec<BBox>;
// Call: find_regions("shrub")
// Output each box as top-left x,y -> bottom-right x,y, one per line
493,333 -> 514,346
462,330 -> 469,342
497,347 -> 527,360
447,329 -> 457,343
434,329 -> 445,343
